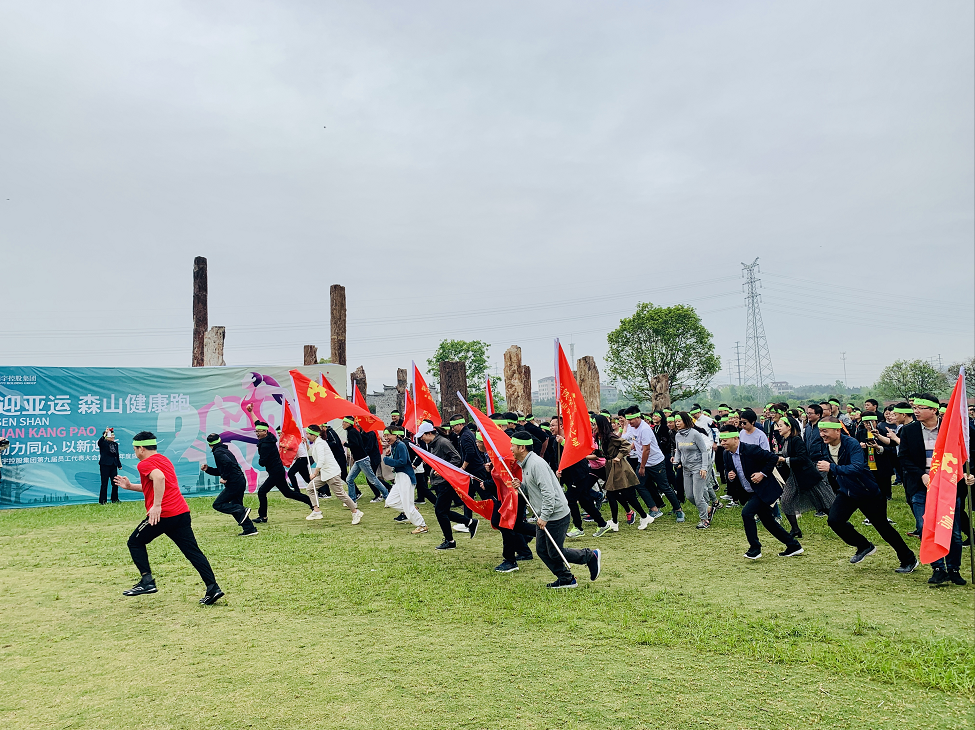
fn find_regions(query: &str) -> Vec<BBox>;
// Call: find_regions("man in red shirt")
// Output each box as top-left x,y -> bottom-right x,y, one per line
113,431 -> 223,605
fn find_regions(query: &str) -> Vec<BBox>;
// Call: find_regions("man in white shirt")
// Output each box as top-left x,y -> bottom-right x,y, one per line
307,424 -> 364,525
624,408 -> 684,524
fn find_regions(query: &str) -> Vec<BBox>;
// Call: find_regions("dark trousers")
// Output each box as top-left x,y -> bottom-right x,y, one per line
98,464 -> 119,503
127,512 -> 216,587
607,487 -> 645,522
258,469 -> 312,518
434,483 -> 472,541
874,461 -> 893,500
673,464 -> 685,502
415,470 -> 437,503
501,494 -> 534,562
631,459 -> 681,511
536,514 -> 594,582
827,491 -> 915,565
741,493 -> 799,551
212,480 -> 254,530
566,483 -> 607,529
289,457 -> 320,493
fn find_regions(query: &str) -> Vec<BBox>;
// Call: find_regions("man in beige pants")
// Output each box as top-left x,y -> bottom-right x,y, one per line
307,424 -> 364,525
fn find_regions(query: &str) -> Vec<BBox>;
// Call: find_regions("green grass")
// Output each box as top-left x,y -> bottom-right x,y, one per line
1,490 -> 973,729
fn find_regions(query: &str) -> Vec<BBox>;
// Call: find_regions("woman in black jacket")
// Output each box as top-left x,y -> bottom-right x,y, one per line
776,416 -> 834,538
97,428 -> 122,504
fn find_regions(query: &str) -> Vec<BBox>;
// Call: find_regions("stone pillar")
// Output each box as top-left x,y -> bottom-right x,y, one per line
192,256 -> 207,367
396,368 -> 408,413
439,361 -> 467,420
350,365 -> 367,399
651,373 -> 671,411
576,356 -> 600,411
330,284 -> 347,366
203,327 -> 226,366
303,345 -> 318,366
521,365 -> 532,411
503,346 -> 530,414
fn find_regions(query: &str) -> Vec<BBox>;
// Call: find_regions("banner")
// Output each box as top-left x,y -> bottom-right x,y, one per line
0,365 -> 346,509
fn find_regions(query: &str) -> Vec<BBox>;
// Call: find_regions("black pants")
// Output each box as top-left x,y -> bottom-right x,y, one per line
536,514 -> 594,582
607,487 -> 646,522
434,483 -> 472,541
127,512 -> 216,587
415,470 -> 437,503
99,464 -> 119,503
258,469 -> 312,518
212,480 -> 254,530
827,491 -> 915,565
501,494 -> 534,562
741,493 -> 799,551
289,457 -> 321,494
874,461 -> 893,500
674,464 -> 686,502
631,458 -> 681,512
566,483 -> 607,529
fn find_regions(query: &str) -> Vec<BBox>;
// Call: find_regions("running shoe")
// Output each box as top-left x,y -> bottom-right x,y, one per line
638,514 -> 653,531
778,545 -> 804,557
928,568 -> 950,585
253,516 -> 268,524
649,509 -> 665,521
814,511 -> 827,518
948,571 -> 968,585
566,528 -> 585,538
695,520 -> 710,530
369,498 -> 384,504
238,527 -> 259,537
895,557 -> 919,574
593,525 -> 612,537
122,578 -> 157,597
452,523 -> 470,533
546,578 -> 579,589
582,514 -> 596,523
435,540 -> 456,551
306,511 -> 324,521
199,584 -> 225,605
588,549 -> 602,581
468,519 -> 479,539
394,513 -> 408,522
744,547 -> 762,560
675,510 -> 686,523
849,544 -> 877,564
411,525 -> 428,535
625,511 -> 635,525
319,493 -> 334,499
905,530 -> 920,538
495,560 -> 519,573
351,509 -> 364,525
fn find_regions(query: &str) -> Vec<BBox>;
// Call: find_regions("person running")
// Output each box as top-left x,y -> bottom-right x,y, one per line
589,413 -> 639,536
201,433 -> 258,536
624,408 -> 683,524
383,426 -> 427,534
816,420 -> 918,573
674,412 -> 715,529
739,409 -> 771,451
343,416 -> 388,503
897,394 -> 940,541
287,438 -> 315,497
416,421 -> 478,550
720,426 -> 803,560
510,432 -> 601,589
307,424 -> 364,525
775,415 -> 834,539
97,428 -> 122,504
114,432 -> 224,605
252,419 -> 312,523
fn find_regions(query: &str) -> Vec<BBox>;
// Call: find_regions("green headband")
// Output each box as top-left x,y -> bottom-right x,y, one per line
343,416 -> 355,423
914,398 -> 939,409
386,428 -> 405,436
476,432 -> 483,442
939,407 -> 947,413
255,424 -> 269,431
449,417 -> 465,426
894,407 -> 913,414
511,436 -> 533,446
860,414 -> 877,421
718,432 -> 740,440
689,408 -> 701,415
828,399 -> 840,406
132,438 -> 157,447
540,424 -> 551,432
663,409 -> 672,414
626,413 -> 642,420
207,436 -> 221,445
390,410 -> 401,416
819,421 -> 842,429
305,427 -> 320,436
667,416 -> 676,422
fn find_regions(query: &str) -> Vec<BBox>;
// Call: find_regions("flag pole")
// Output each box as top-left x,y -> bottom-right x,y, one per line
554,339 -> 562,470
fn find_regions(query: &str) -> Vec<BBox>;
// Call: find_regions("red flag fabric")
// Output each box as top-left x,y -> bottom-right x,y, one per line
352,384 -> 385,449
289,369 -> 373,426
319,373 -> 341,396
277,400 -> 302,468
459,395 -> 519,529
920,371 -> 970,564
412,362 -> 441,427
409,443 -> 496,523
404,389 -> 418,435
555,340 -> 594,471
485,376 -> 495,415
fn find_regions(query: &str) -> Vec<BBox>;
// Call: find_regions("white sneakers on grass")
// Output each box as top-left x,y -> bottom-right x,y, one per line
351,509 -> 364,525
306,510 -> 324,521
638,514 -> 654,530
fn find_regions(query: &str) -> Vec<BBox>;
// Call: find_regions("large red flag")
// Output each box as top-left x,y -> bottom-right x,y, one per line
920,370 -> 970,564
409,443 -> 496,523
404,389 -> 418,435
412,361 -> 441,427
277,400 -> 302,468
555,339 -> 594,471
289,369 -> 373,426
459,394 -> 519,529
485,376 -> 496,415
352,384 -> 385,448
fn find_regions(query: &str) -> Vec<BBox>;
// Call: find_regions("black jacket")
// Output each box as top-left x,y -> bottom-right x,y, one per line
898,420 -> 931,497
523,422 -> 548,456
257,432 -> 285,474
779,434 -> 821,491
345,426 -> 370,462
426,434 -> 462,488
97,437 -> 121,468
456,426 -> 486,473
824,434 -> 881,500
203,443 -> 246,489
723,442 -> 781,505
803,422 -> 828,463
324,425 -> 347,476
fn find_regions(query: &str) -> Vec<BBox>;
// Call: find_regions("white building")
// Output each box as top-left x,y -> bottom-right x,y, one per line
537,376 -> 556,401
770,381 -> 792,395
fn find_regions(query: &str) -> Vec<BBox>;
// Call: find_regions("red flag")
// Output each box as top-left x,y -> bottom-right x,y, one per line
459,395 -> 519,529
555,340 -> 594,471
319,373 -> 343,398
277,400 -> 302,468
409,443 -> 496,523
412,361 -> 441,427
485,376 -> 495,415
404,389 -> 418,435
920,370 -> 970,564
289,369 -> 373,426
352,384 -> 385,448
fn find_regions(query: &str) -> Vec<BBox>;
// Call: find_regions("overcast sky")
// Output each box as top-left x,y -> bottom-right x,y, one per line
1,0 -> 972,394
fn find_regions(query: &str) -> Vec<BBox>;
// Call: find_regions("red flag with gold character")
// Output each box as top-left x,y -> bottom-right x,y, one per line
412,361 -> 442,427
289,369 -> 373,426
555,340 -> 594,471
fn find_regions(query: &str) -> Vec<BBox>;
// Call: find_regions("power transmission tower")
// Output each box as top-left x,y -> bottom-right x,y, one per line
841,352 -> 847,387
734,341 -> 743,386
741,258 -> 775,388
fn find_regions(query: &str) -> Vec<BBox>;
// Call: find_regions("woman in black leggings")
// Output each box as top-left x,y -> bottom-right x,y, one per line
592,414 -> 646,532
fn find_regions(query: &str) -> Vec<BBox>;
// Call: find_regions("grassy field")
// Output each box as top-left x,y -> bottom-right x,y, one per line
0,488 -> 973,730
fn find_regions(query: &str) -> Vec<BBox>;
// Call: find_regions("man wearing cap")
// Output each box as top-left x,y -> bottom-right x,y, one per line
253,419 -> 313,523
510,432 -> 601,589
817,420 -> 918,572
308,424 -> 364,525
201,433 -> 257,536
897,394 -> 942,540
417,421 -> 478,550
343,416 -> 388,504
114,432 -> 224,604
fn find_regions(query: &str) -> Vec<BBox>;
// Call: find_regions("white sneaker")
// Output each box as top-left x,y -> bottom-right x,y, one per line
452,523 -> 470,533
369,498 -> 383,503
638,514 -> 653,530
607,520 -> 619,532
306,511 -> 324,521
351,509 -> 364,525
321,495 -> 334,499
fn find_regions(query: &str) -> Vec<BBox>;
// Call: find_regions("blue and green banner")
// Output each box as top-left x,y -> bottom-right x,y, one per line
0,365 -> 346,509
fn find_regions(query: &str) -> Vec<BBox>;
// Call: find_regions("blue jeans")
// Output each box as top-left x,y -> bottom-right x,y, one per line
909,491 -> 926,532
932,497 -> 964,572
346,458 -> 387,502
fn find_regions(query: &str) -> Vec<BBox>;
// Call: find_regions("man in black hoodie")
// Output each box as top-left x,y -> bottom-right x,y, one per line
252,419 -> 312,522
201,433 -> 258,536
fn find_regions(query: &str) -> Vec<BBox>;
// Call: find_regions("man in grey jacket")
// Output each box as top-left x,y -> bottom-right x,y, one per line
510,432 -> 601,588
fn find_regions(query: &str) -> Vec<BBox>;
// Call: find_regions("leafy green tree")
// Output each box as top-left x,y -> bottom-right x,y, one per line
947,356 -> 975,394
874,359 -> 949,401
605,303 -> 721,403
427,339 -> 492,404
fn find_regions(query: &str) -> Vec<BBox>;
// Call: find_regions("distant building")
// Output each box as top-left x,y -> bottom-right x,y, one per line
366,383 -> 439,423
600,382 -> 618,403
537,376 -> 556,401
771,381 -> 792,395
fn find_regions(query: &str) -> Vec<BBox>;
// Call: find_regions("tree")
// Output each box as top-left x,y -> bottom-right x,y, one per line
427,339 -> 490,400
947,356 -> 975,394
874,359 -> 949,401
605,303 -> 721,403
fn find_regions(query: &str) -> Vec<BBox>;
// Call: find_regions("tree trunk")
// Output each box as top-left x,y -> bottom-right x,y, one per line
203,327 -> 226,366
521,365 -> 532,412
303,345 -> 318,366
650,373 -> 671,410
396,368 -> 408,413
330,284 -> 347,365
350,365 -> 367,400
192,256 -> 207,367
503,346 -> 530,414
576,356 -> 600,411
439,361 -> 467,421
